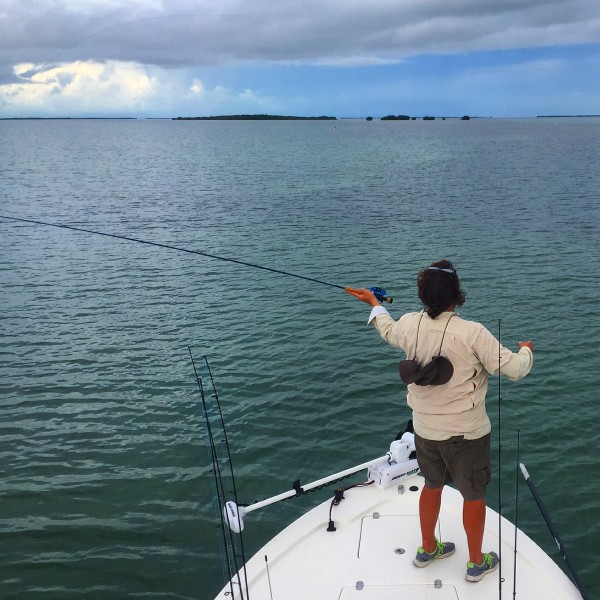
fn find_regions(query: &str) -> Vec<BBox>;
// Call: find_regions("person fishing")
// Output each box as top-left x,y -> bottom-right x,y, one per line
346,260 -> 534,583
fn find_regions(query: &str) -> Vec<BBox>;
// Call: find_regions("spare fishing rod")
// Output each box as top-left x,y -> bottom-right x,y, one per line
520,463 -> 589,600
190,351 -> 250,600
497,319 -> 505,596
0,215 -> 393,303
513,430 -> 521,600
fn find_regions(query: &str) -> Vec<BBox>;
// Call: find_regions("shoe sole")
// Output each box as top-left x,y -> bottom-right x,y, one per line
413,547 -> 456,568
465,560 -> 499,582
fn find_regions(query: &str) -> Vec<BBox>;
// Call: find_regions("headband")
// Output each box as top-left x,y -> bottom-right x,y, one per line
427,266 -> 455,274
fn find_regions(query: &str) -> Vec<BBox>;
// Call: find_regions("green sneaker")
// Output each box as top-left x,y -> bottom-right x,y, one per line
413,538 -> 456,568
465,551 -> 500,582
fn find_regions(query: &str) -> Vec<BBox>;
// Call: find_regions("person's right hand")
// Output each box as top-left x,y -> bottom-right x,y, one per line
519,341 -> 533,351
345,287 -> 380,307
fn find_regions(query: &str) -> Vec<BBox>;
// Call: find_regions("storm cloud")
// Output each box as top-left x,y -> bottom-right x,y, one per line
2,0 -> 600,70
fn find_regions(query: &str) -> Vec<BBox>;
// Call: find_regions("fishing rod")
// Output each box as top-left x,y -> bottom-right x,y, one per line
190,351 -> 250,600
497,319 -> 503,597
520,463 -> 589,600
513,430 -> 520,600
0,215 -> 393,303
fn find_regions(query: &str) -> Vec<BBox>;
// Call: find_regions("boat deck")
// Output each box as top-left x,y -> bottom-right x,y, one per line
215,474 -> 581,600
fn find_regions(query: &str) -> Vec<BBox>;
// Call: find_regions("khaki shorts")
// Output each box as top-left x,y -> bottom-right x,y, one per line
414,432 -> 491,501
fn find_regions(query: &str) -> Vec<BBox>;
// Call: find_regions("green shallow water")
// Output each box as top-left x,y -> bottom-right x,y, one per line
1,117 -> 599,599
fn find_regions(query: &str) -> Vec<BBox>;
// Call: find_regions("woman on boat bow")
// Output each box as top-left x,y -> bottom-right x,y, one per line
346,260 -> 533,583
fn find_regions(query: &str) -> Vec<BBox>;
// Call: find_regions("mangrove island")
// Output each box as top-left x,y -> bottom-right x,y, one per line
173,114 -> 337,121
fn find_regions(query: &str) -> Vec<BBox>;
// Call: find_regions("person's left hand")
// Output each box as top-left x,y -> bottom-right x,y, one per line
345,287 -> 380,307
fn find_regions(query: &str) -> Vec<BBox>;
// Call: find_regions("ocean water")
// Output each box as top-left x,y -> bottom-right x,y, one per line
1,117 -> 599,599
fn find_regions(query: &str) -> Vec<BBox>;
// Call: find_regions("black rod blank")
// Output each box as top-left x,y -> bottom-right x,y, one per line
520,463 -> 589,600
0,214 -> 345,291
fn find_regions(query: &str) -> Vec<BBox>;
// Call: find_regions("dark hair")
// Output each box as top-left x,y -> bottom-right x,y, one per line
417,259 -> 466,319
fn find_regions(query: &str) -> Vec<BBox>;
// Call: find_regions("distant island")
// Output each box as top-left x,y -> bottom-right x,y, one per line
380,114 -> 471,121
537,114 -> 600,118
173,114 -> 337,121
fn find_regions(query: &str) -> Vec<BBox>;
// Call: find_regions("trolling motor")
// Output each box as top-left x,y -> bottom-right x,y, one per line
369,287 -> 393,304
367,431 -> 419,487
223,432 -> 420,533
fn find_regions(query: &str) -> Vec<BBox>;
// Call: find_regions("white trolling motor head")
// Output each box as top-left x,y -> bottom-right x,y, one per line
387,431 -> 416,463
224,501 -> 247,533
368,432 -> 419,488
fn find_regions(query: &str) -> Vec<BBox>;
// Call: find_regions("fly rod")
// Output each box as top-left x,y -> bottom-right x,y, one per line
520,463 -> 589,600
0,215 -> 393,303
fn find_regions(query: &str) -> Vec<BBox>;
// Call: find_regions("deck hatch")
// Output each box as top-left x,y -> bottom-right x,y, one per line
358,514 -> 420,559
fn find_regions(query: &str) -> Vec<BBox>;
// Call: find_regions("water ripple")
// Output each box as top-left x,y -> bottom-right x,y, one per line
1,118 -> 599,599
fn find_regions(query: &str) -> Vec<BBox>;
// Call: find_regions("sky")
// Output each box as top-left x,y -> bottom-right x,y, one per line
1,0 -> 600,119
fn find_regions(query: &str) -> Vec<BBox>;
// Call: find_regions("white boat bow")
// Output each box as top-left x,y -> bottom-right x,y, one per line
215,468 -> 582,600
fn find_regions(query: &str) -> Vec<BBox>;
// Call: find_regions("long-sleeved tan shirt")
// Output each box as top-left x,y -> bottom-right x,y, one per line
368,306 -> 533,440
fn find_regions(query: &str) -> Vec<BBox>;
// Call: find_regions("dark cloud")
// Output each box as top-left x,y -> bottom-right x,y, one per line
1,0 -> 599,72
0,65 -> 23,84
